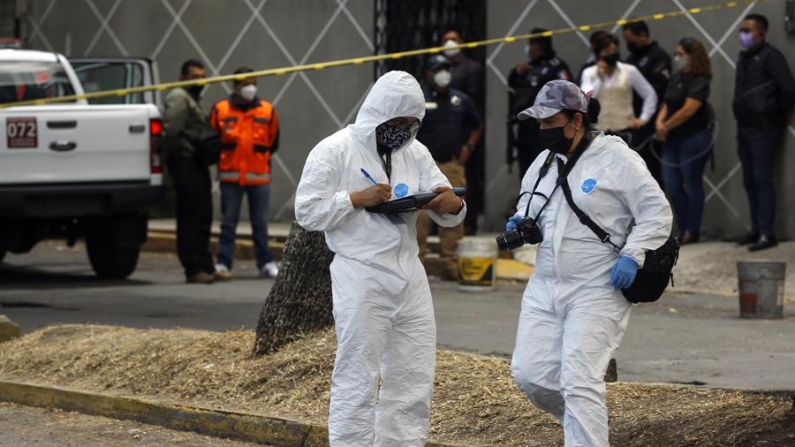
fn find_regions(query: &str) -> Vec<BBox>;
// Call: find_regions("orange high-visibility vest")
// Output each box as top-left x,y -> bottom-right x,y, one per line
209,98 -> 279,185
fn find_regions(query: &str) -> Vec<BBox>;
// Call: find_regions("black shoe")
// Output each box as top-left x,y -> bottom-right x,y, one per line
680,231 -> 700,245
748,235 -> 778,252
733,232 -> 759,246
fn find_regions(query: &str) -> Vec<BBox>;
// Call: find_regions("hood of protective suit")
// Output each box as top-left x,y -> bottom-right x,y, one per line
351,71 -> 426,150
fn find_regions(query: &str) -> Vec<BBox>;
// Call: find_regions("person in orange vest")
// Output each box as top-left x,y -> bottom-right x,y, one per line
209,67 -> 280,280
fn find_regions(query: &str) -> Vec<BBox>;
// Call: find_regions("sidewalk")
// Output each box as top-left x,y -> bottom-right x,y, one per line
145,219 -> 795,303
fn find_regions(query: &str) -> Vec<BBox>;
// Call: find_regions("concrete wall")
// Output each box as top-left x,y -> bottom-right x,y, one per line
20,0 -> 375,222
16,0 -> 795,239
485,0 -> 795,240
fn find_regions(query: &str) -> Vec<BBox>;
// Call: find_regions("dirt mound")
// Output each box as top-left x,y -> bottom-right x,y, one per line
1,325 -> 793,446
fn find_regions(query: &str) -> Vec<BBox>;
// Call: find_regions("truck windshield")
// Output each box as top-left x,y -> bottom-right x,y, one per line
0,61 -> 76,105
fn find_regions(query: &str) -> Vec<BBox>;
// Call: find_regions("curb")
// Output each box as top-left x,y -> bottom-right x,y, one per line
143,231 -> 285,262
0,381 -> 462,447
142,229 -> 448,263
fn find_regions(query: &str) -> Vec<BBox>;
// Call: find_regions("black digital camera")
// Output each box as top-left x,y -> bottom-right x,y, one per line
496,217 -> 543,251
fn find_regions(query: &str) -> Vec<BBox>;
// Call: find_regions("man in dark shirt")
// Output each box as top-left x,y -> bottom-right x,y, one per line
508,27 -> 572,179
732,14 -> 795,251
623,21 -> 671,187
441,28 -> 486,235
416,55 -> 483,278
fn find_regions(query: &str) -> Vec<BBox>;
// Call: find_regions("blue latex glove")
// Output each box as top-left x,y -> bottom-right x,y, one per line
506,213 -> 524,231
611,256 -> 639,289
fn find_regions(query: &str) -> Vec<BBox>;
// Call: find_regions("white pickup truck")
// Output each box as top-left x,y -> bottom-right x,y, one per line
0,49 -> 164,278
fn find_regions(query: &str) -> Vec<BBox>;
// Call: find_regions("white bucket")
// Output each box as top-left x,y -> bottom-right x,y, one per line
457,238 -> 498,292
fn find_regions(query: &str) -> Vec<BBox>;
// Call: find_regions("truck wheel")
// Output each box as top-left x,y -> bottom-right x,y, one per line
86,235 -> 140,279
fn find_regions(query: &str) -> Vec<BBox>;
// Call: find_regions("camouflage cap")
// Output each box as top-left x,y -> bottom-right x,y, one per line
518,79 -> 588,121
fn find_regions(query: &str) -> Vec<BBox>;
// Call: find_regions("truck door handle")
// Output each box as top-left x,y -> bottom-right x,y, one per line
129,125 -> 146,133
47,120 -> 77,129
49,141 -> 77,152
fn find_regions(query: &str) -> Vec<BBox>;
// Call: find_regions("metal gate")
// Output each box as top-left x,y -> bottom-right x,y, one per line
375,0 -> 486,79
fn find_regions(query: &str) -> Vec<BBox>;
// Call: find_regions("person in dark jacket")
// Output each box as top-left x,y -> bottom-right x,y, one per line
441,28 -> 486,235
656,38 -> 713,245
732,14 -> 795,251
508,27 -> 573,179
623,21 -> 671,187
163,59 -> 217,284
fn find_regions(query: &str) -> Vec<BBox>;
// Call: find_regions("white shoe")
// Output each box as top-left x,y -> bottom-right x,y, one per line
261,261 -> 279,278
214,263 -> 233,281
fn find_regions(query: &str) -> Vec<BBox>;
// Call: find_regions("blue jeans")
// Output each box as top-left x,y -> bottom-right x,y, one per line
217,183 -> 273,270
662,129 -> 712,234
737,125 -> 783,236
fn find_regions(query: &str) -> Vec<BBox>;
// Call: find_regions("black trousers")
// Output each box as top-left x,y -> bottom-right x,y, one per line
464,137 -> 485,232
630,124 -> 664,189
737,125 -> 783,236
166,154 -> 215,278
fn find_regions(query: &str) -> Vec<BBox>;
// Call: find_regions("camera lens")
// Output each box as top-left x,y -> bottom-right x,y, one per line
496,229 -> 526,251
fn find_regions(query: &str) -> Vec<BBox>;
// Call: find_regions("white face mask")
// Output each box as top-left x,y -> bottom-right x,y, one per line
442,39 -> 461,58
433,70 -> 452,88
672,55 -> 689,73
239,84 -> 257,101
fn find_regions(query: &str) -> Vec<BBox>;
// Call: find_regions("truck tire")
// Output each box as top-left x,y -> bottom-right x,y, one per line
86,235 -> 140,279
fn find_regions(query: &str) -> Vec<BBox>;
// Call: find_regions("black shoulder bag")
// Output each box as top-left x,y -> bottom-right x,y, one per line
557,157 -> 680,303
194,128 -> 222,167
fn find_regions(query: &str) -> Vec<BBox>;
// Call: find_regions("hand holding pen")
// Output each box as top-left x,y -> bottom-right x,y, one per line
350,168 -> 392,209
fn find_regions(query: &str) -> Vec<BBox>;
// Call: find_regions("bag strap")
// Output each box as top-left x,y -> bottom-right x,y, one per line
558,158 -> 621,252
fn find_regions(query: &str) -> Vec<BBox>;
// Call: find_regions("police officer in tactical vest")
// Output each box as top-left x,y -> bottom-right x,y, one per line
508,28 -> 573,179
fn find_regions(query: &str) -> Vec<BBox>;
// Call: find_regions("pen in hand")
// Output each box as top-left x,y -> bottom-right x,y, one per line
359,168 -> 399,222
360,168 -> 378,185
352,168 -> 392,209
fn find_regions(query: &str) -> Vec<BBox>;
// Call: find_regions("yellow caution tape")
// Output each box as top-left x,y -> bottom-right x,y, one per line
0,0 -> 765,109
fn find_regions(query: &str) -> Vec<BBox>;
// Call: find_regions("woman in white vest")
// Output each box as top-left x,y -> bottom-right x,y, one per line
580,33 -> 658,144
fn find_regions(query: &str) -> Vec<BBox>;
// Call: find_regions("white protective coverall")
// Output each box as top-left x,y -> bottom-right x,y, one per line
511,133 -> 672,447
295,71 -> 466,447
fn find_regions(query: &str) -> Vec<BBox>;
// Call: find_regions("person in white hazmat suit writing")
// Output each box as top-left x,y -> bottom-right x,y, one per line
502,80 -> 672,446
294,71 -> 466,447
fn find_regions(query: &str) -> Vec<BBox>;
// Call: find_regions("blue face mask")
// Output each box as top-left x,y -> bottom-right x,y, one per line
739,31 -> 755,49
524,44 -> 533,63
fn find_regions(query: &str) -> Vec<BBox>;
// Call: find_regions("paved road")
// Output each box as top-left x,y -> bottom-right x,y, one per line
1,242 -> 794,390
0,402 -> 267,447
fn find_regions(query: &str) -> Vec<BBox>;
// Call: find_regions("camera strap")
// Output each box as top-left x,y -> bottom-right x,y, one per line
523,151 -> 557,219
523,131 -> 594,222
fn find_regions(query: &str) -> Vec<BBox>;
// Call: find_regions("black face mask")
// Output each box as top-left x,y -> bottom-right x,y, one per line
626,42 -> 640,54
186,85 -> 204,98
540,121 -> 574,154
376,123 -> 413,151
603,52 -> 620,67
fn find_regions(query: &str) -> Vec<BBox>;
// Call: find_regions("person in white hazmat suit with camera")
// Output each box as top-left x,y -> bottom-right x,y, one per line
295,71 -> 467,447
503,80 -> 672,446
